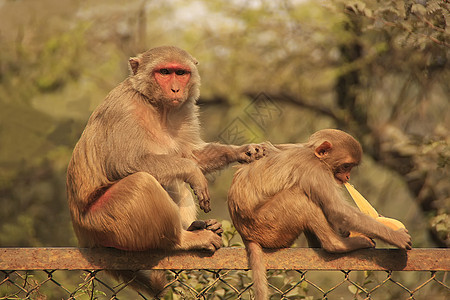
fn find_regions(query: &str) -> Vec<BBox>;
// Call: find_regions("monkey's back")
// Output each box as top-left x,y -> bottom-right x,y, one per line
66,81 -> 135,206
227,146 -> 315,247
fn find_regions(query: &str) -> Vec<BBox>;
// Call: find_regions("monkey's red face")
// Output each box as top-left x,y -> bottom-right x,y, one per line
154,63 -> 191,106
333,162 -> 356,184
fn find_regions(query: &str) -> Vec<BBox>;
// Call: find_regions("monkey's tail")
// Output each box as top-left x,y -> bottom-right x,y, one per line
107,270 -> 166,298
246,241 -> 268,300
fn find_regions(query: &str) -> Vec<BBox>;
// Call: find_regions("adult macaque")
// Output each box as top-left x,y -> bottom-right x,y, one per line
228,129 -> 412,299
66,46 -> 265,297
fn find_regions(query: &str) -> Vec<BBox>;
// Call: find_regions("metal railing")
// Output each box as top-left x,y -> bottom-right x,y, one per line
0,247 -> 449,299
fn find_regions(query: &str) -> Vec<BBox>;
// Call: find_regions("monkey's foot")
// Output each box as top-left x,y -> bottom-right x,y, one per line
348,232 -> 376,247
187,219 -> 223,236
352,235 -> 376,249
178,229 -> 223,252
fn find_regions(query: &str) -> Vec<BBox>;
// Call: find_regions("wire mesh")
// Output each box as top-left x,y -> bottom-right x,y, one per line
1,269 -> 448,300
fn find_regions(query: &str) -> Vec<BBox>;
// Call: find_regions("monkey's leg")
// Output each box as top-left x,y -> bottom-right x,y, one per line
165,181 -> 198,229
166,182 -> 224,238
84,172 -> 221,251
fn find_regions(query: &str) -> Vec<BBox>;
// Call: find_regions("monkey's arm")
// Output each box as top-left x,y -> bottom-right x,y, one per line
308,175 -> 411,249
193,143 -> 265,173
309,176 -> 382,234
141,154 -> 203,185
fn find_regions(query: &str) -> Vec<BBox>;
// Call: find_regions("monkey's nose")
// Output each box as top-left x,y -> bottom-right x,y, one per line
171,88 -> 180,93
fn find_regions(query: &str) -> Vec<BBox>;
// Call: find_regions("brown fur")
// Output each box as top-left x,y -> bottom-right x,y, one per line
66,46 -> 265,297
227,129 -> 412,299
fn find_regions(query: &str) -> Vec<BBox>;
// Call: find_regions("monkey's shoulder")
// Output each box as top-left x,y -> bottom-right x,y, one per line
266,145 -> 314,165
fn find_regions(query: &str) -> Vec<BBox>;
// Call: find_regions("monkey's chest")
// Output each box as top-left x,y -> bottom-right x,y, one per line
145,128 -> 194,157
153,132 -> 178,151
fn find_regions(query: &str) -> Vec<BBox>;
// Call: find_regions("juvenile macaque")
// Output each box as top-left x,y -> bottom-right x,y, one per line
66,46 -> 264,296
228,129 -> 412,299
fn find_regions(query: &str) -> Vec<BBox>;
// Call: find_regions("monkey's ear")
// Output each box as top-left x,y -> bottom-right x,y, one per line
129,57 -> 140,75
314,141 -> 332,158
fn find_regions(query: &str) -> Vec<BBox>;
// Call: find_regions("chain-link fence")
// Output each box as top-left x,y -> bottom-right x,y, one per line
1,268 -> 449,299
1,248 -> 449,299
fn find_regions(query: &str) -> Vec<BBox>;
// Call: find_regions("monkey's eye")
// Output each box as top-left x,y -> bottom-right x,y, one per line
341,163 -> 353,172
159,69 -> 170,75
175,69 -> 187,75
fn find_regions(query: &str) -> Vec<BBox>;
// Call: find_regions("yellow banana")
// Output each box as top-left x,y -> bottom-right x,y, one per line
344,182 -> 406,232
344,182 -> 379,218
376,216 -> 406,230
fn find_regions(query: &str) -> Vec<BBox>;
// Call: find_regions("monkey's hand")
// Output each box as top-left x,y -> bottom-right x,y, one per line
237,144 -> 266,163
192,185 -> 211,213
186,168 -> 211,213
392,228 -> 412,250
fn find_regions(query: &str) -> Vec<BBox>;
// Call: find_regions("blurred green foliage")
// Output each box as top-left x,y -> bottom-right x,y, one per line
0,0 -> 448,253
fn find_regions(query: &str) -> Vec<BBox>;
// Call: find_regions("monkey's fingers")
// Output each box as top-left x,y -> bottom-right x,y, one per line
199,199 -> 211,213
238,144 -> 266,163
191,184 -> 211,212
198,194 -> 211,213
393,228 -> 412,250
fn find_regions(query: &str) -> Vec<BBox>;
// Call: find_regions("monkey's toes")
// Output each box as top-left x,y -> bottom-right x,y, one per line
205,219 -> 223,236
197,230 -> 223,252
207,234 -> 223,251
364,238 -> 376,248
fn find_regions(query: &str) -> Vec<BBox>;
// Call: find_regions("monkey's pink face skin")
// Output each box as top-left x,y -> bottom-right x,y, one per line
154,63 -> 191,105
334,163 -> 355,184
334,171 -> 350,184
